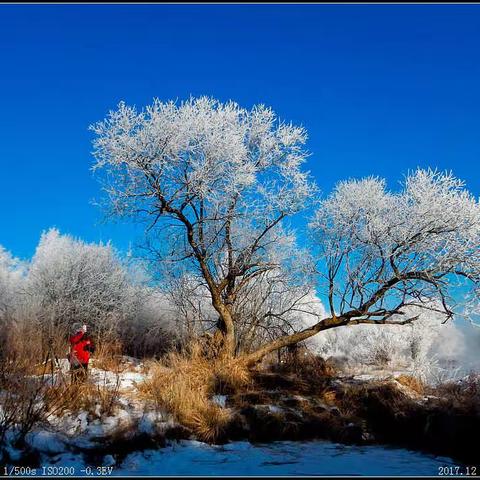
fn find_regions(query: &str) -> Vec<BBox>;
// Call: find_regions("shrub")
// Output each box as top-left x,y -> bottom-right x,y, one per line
0,355 -> 71,450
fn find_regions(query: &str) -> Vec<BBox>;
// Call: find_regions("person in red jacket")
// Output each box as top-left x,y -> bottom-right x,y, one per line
69,324 -> 95,382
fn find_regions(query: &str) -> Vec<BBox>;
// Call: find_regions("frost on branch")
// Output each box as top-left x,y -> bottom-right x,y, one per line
90,96 -> 315,222
310,169 -> 480,326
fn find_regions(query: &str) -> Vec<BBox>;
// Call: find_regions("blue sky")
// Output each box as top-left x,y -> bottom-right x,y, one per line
1,4 -> 479,260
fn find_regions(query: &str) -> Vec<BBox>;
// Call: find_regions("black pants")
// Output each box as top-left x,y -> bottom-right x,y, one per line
70,363 -> 88,383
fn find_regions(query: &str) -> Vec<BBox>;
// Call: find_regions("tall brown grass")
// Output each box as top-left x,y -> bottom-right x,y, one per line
93,337 -> 124,372
139,341 -> 251,442
0,353 -> 75,449
0,325 -> 123,454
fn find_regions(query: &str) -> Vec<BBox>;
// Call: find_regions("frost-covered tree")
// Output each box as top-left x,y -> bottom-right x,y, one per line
242,169 -> 480,364
230,241 -> 320,355
162,270 -> 217,345
0,246 -> 26,358
117,288 -> 177,358
157,225 -> 319,354
26,228 -> 142,340
163,247 -> 321,355
6,229 -> 175,358
91,95 -> 480,364
91,97 -> 316,358
0,246 -> 25,323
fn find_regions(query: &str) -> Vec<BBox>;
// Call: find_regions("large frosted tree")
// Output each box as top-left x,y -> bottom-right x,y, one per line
91,97 -> 316,357
91,96 -> 480,363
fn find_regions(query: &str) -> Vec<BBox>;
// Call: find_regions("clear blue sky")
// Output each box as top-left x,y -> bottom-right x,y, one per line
1,4 -> 479,260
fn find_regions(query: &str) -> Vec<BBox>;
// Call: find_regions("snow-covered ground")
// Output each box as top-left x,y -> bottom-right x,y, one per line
2,356 -> 177,462
2,356 -> 474,477
35,439 -> 455,476
44,357 -> 147,391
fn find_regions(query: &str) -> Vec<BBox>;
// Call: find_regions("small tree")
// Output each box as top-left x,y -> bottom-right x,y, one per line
91,97 -> 316,357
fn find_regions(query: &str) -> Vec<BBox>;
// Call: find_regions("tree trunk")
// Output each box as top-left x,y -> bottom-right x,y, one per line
211,299 -> 236,358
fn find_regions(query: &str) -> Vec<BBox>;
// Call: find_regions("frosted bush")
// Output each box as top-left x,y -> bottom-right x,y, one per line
309,306 -> 466,383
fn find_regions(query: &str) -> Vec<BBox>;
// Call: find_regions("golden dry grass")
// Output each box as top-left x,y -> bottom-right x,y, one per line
93,338 -> 124,372
42,371 -> 121,419
322,390 -> 337,405
4,321 -> 48,373
214,355 -> 251,393
396,374 -> 425,395
138,341 -> 251,442
189,403 -> 232,443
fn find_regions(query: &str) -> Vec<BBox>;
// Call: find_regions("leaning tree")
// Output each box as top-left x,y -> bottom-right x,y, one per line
91,96 -> 480,364
242,169 -> 480,364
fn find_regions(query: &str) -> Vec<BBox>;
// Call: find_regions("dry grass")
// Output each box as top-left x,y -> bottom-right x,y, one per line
272,351 -> 336,381
189,403 -> 232,443
214,355 -> 251,394
433,373 -> 480,414
0,320 -> 72,447
0,354 -> 76,447
259,351 -> 336,398
93,338 -> 124,372
139,341 -> 251,442
334,379 -> 422,422
42,369 -> 122,419
322,390 -> 337,405
396,374 -> 425,395
53,383 -> 119,418
3,326 -> 124,424
18,331 -> 124,421
3,321 -> 46,372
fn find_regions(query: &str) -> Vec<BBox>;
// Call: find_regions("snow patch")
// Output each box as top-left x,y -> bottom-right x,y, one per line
212,395 -> 227,408
138,411 -> 165,435
25,430 -> 66,455
266,405 -> 283,414
103,454 -> 116,467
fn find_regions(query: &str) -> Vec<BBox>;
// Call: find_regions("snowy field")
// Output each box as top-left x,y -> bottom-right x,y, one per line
3,355 -> 473,478
37,440 -> 455,477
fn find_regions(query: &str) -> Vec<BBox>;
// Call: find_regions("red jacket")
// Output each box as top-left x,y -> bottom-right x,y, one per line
69,331 -> 95,365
